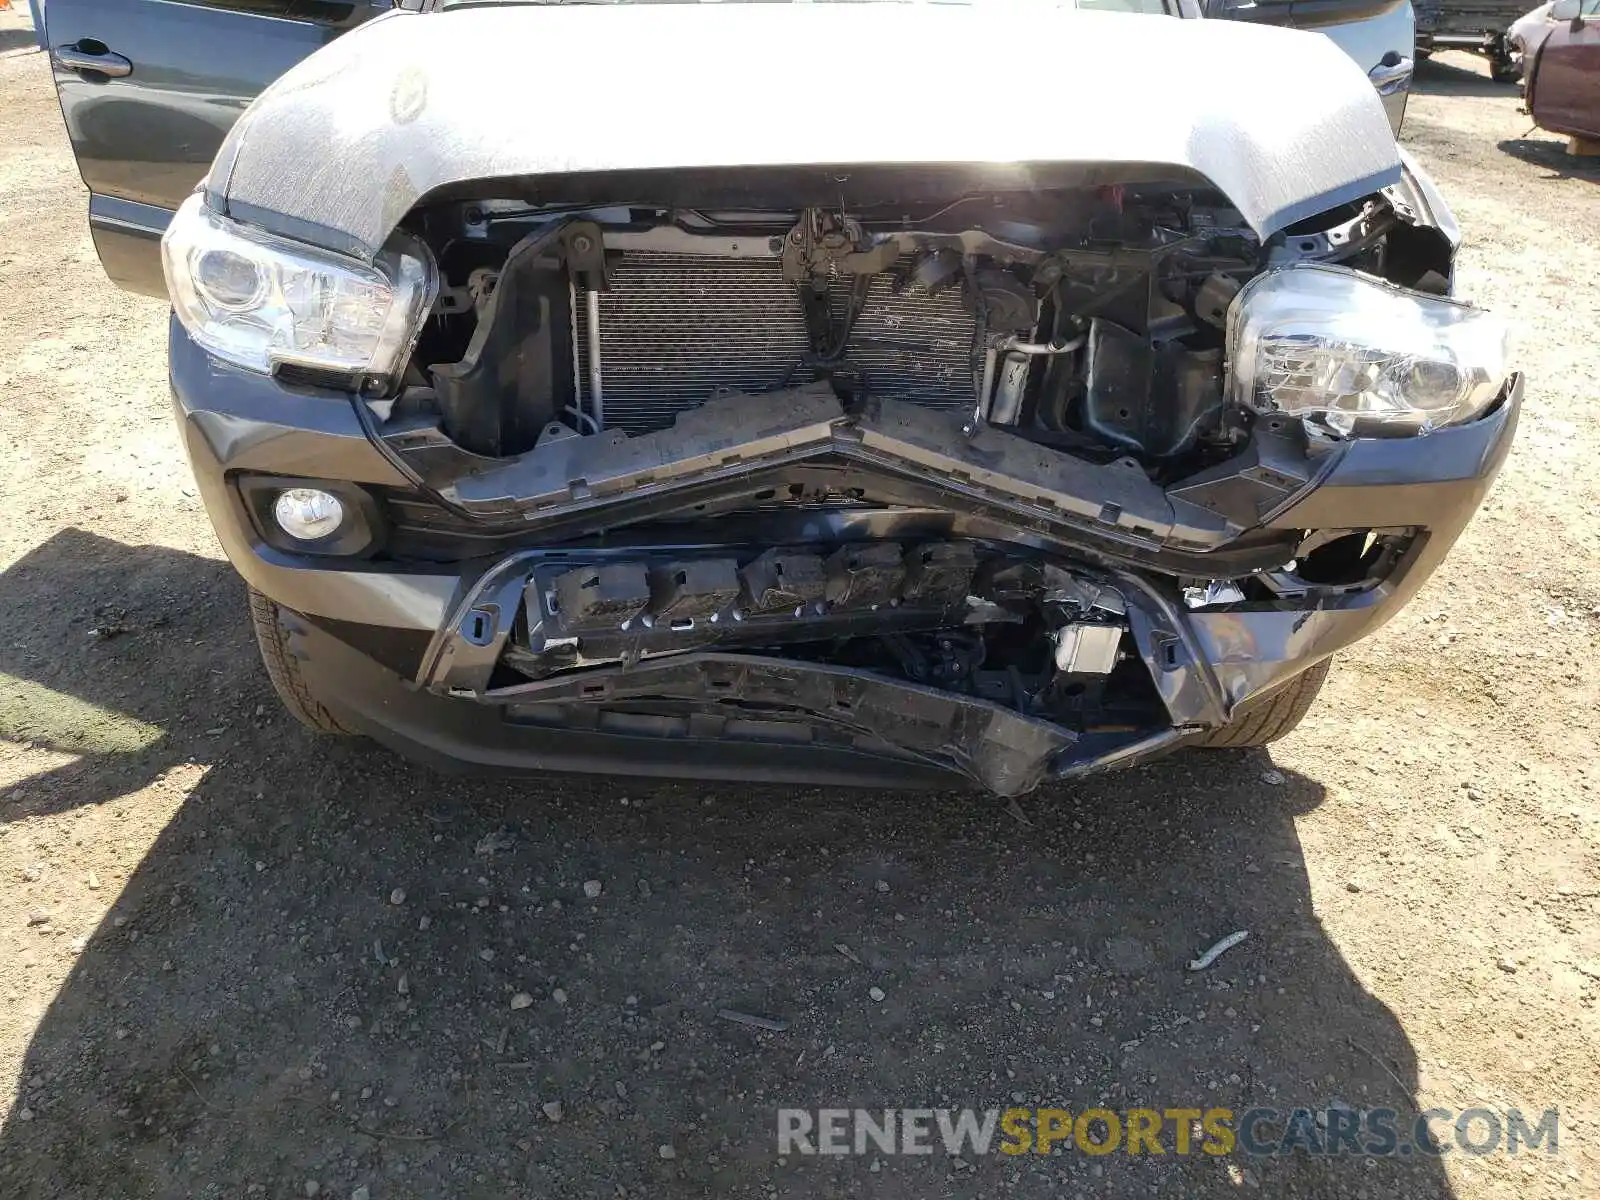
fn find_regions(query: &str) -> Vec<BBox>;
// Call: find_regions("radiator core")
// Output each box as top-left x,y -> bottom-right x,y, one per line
572,251 -> 978,436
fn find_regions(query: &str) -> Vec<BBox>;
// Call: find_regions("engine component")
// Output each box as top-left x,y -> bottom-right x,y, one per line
561,222 -> 608,288
1082,319 -> 1224,458
1193,272 -> 1240,329
904,249 -> 964,296
432,224 -> 575,457
583,285 -> 604,431
883,630 -> 984,689
987,351 -> 1032,426
1182,579 -> 1246,608
970,269 -> 1038,332
1052,623 -> 1124,674
780,209 -> 900,284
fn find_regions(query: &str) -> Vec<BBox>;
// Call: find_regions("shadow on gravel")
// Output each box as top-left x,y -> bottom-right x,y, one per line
0,29 -> 40,57
1413,55 -> 1514,97
0,530 -> 1455,1199
1498,136 -> 1600,180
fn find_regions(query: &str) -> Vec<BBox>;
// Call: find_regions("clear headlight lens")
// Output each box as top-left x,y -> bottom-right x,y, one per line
160,193 -> 436,383
1227,264 -> 1508,437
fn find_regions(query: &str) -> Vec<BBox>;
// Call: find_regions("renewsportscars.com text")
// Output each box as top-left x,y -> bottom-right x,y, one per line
777,1106 -> 1559,1158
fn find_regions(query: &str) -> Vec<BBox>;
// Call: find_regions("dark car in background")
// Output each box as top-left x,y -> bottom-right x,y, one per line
41,0 -> 1514,795
1525,0 -> 1600,140
1414,0 -> 1535,79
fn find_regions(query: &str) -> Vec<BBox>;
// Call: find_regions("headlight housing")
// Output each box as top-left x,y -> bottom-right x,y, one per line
1227,264 -> 1507,437
160,193 -> 436,386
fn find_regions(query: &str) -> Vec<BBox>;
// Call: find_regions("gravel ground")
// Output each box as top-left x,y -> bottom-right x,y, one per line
1,11 -> 1598,1197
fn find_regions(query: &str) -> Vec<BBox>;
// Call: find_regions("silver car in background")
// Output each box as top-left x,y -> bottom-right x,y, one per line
1205,0 -> 1417,129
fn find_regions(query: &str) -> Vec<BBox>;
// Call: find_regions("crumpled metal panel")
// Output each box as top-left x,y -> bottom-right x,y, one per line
207,4 -> 1402,261
497,651 -> 1078,796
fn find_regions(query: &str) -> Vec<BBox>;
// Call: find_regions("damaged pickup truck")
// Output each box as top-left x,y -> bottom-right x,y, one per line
71,3 -> 1517,795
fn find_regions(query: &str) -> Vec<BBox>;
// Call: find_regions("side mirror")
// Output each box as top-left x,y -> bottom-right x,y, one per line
1549,0 -> 1580,21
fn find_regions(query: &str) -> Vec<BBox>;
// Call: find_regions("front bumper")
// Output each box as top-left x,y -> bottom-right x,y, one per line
171,322 -> 1521,794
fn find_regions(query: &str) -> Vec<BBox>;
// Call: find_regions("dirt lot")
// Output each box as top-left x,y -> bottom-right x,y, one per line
1,10 -> 1598,1197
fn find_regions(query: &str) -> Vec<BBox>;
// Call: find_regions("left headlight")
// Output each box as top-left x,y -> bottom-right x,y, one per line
160,193 -> 436,385
1227,264 -> 1508,437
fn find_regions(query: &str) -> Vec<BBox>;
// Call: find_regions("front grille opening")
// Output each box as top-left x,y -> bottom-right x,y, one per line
572,252 -> 977,436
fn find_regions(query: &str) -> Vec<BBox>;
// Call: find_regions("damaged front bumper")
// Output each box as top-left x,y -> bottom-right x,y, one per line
172,323 -> 1522,795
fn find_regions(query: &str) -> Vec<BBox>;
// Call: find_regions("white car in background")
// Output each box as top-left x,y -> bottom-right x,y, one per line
1508,1 -> 1559,75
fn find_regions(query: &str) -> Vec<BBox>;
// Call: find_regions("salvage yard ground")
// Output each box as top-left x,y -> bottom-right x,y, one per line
0,9 -> 1598,1196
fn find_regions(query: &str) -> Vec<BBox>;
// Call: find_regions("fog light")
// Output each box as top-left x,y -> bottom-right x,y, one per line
273,488 -> 345,541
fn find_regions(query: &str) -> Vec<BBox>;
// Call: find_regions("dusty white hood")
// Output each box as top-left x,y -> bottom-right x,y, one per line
208,3 -> 1402,259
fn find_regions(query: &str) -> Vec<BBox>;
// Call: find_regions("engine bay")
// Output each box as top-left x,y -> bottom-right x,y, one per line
404,178 -> 1434,475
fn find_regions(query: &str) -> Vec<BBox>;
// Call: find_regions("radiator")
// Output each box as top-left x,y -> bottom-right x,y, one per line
572,251 -> 978,436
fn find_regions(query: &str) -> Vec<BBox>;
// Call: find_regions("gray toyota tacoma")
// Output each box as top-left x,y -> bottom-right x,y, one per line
55,1 -> 1516,795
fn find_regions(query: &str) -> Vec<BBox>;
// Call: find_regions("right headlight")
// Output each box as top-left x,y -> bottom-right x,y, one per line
1227,264 -> 1508,438
161,192 -> 436,386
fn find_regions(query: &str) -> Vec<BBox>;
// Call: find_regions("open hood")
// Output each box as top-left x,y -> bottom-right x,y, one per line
206,3 -> 1402,260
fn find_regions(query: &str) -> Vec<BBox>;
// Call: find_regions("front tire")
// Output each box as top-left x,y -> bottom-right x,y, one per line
1488,37 -> 1520,83
1489,56 -> 1521,83
247,588 -> 357,736
1190,658 -> 1332,749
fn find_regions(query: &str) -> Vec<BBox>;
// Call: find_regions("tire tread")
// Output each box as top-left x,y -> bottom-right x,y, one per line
1192,658 -> 1332,749
247,588 -> 356,736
